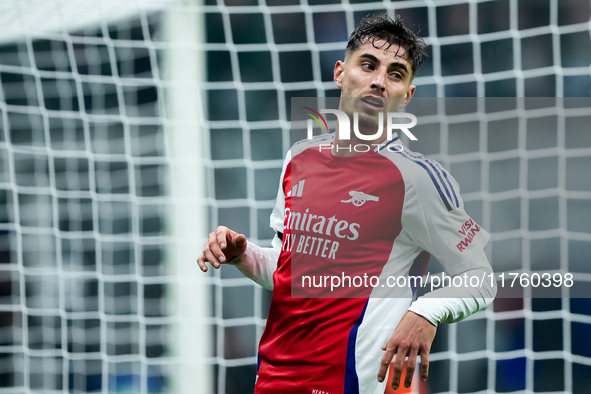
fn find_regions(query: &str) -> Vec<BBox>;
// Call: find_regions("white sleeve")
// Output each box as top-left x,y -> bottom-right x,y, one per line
408,249 -> 497,326
229,150 -> 291,290
269,149 -> 291,234
401,162 -> 496,325
229,236 -> 281,290
401,163 -> 490,276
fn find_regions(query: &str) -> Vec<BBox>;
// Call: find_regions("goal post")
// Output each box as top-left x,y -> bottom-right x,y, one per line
160,1 -> 212,393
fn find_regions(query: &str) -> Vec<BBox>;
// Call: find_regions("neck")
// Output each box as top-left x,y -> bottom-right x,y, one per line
332,123 -> 393,157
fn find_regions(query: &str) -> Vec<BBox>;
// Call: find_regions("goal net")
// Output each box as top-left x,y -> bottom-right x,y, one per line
0,0 -> 589,393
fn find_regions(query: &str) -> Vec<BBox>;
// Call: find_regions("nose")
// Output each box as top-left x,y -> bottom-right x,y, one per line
371,70 -> 386,92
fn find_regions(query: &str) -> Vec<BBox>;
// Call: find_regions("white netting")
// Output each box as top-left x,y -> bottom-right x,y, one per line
0,0 -> 589,393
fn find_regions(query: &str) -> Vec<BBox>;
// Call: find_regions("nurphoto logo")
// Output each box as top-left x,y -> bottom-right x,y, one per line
303,107 -> 418,142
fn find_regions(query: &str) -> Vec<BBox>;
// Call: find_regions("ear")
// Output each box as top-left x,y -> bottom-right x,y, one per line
398,85 -> 416,109
334,60 -> 344,88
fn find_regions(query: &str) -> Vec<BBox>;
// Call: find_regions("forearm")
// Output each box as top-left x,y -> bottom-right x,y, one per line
229,236 -> 280,290
408,252 -> 497,326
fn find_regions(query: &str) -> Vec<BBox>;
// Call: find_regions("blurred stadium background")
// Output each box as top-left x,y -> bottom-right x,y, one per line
0,0 -> 590,393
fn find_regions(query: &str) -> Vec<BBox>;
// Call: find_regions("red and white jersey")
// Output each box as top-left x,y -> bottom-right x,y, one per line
252,133 -> 490,394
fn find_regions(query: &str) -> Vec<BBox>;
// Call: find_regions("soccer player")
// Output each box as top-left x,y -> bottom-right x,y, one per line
198,14 -> 496,394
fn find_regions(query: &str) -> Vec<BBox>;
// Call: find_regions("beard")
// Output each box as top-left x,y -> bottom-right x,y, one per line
355,109 -> 382,132
339,97 -> 403,140
341,97 -> 383,133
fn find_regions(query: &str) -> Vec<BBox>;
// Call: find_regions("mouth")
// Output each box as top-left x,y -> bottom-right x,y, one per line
360,96 -> 384,111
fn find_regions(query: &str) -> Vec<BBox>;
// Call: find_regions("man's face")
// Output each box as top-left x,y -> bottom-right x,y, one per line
334,39 -> 416,132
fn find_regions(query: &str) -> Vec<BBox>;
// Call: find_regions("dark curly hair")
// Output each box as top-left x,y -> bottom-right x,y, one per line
345,13 -> 427,78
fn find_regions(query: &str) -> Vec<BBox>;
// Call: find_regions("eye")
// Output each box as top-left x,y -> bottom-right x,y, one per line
390,72 -> 403,80
361,62 -> 375,71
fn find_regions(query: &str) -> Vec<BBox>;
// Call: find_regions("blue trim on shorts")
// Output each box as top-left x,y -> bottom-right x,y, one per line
344,301 -> 368,394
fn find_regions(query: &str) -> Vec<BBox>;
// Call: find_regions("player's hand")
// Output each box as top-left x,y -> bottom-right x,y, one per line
197,226 -> 247,272
377,311 -> 437,390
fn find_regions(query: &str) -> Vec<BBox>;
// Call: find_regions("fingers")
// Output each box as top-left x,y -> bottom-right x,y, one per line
419,350 -> 430,383
216,227 -> 227,251
403,347 -> 419,388
383,349 -> 428,390
377,344 -> 396,383
197,252 -> 208,272
198,226 -> 248,272
378,347 -> 419,390
389,347 -> 407,390
209,231 -> 226,264
197,226 -> 230,272
233,233 -> 247,250
377,312 -> 436,389
378,340 -> 421,390
202,239 -> 221,268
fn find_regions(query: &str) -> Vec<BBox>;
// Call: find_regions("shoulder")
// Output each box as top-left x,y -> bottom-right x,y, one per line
290,133 -> 334,156
379,144 -> 461,212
